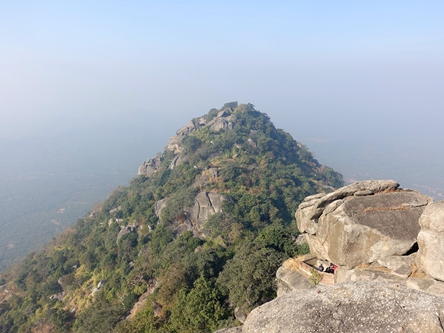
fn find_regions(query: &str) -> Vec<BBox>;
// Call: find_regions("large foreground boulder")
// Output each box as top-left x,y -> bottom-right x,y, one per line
417,200 -> 444,281
243,281 -> 444,333
296,180 -> 431,268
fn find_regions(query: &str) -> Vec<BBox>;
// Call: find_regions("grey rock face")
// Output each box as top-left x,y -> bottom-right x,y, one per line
138,156 -> 162,177
155,191 -> 228,237
154,198 -> 168,217
167,118 -> 206,154
417,200 -> 444,281
169,154 -> 187,170
116,224 -> 138,243
296,180 -> 432,269
207,115 -> 234,132
243,281 -> 444,333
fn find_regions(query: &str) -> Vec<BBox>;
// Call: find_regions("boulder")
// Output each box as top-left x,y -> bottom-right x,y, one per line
155,191 -> 229,237
275,266 -> 314,297
116,225 -> 137,243
207,116 -> 234,131
116,227 -> 130,242
234,306 -> 247,323
169,154 -> 188,170
138,156 -> 162,177
296,180 -> 431,269
243,281 -> 444,333
154,198 -> 168,217
417,200 -> 444,281
167,118 -> 206,153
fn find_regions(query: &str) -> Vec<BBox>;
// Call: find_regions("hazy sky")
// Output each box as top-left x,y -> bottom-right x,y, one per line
1,1 -> 443,193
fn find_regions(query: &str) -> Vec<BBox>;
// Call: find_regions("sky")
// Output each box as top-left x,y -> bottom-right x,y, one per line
1,1 -> 444,194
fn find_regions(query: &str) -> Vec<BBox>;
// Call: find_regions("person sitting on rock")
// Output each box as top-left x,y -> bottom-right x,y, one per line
325,263 -> 334,274
318,264 -> 324,272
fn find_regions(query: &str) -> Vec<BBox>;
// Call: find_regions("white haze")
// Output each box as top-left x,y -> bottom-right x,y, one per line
0,1 -> 443,268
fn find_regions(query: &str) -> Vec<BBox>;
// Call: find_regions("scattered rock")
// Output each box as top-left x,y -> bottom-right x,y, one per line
138,104 -> 239,174
49,292 -> 66,301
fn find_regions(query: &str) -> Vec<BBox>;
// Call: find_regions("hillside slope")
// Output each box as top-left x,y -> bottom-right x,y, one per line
0,102 -> 342,333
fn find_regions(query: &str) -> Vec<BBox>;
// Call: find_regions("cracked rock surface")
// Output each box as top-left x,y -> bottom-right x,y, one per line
243,281 -> 444,333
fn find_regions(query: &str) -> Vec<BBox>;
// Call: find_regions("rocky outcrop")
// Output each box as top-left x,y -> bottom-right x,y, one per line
417,200 -> 444,281
91,279 -> 106,296
155,191 -> 229,237
243,281 -> 444,333
166,108 -> 235,155
139,103 -> 240,175
167,118 -> 206,154
206,114 -> 235,131
296,180 -> 432,269
116,224 -> 138,242
138,156 -> 162,177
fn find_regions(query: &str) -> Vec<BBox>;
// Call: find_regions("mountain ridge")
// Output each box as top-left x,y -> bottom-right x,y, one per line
0,102 -> 343,332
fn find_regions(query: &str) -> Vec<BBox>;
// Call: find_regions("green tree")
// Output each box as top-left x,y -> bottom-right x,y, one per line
170,276 -> 229,333
217,243 -> 287,309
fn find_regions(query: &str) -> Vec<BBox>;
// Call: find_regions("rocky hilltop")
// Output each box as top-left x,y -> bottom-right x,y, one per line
0,102 -> 343,333
138,102 -> 238,177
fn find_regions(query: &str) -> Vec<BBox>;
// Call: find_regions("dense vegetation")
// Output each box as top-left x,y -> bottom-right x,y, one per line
0,103 -> 342,333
